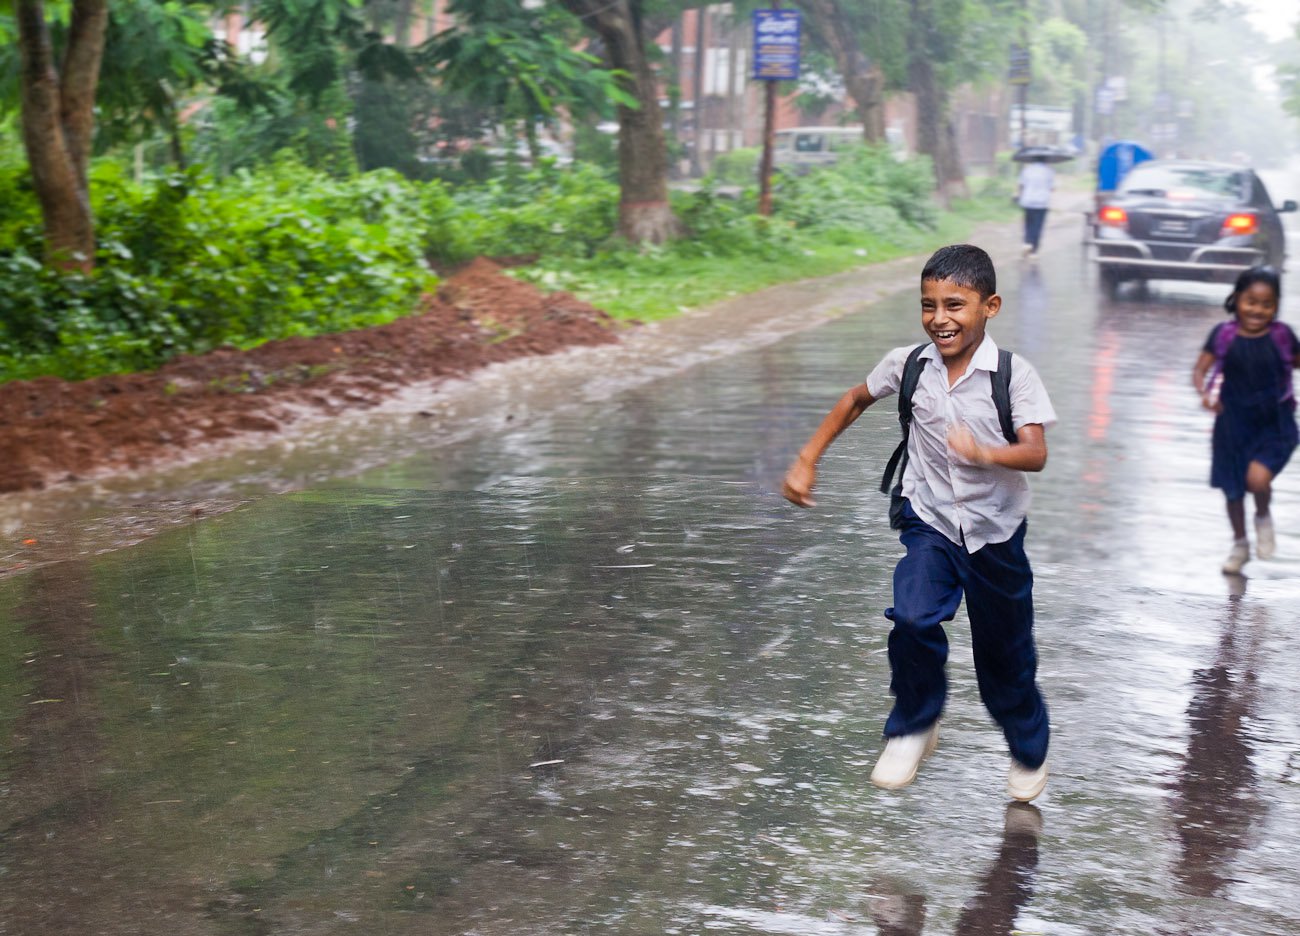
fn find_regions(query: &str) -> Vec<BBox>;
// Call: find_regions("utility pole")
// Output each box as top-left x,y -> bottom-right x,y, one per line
727,11 -> 741,155
1098,0 -> 1112,143
670,14 -> 683,168
758,1 -> 779,216
1008,4 -> 1030,149
691,8 -> 709,178
1156,10 -> 1169,155
1017,73 -> 1028,149
1018,0 -> 1028,147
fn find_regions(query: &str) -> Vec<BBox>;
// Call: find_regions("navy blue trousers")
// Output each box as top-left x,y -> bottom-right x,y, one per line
883,502 -> 1049,769
1023,207 -> 1048,252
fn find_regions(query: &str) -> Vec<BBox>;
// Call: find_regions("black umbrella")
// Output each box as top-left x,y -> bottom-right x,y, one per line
1013,145 -> 1077,164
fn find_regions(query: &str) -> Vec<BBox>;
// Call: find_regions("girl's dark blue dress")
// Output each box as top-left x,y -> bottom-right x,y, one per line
1204,323 -> 1300,500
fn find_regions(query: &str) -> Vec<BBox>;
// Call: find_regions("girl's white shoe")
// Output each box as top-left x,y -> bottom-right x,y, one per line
1255,516 -> 1275,560
1222,538 -> 1250,574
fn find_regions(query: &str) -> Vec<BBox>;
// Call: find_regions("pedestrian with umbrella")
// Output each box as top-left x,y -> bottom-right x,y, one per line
1013,145 -> 1073,258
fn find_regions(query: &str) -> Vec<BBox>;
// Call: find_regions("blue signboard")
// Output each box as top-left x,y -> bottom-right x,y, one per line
752,9 -> 801,81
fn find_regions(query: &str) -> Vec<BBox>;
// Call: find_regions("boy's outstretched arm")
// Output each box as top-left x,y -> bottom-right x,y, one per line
947,423 -> 1048,472
782,384 -> 877,507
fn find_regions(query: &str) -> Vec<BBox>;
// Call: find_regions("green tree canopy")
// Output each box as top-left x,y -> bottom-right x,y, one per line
419,0 -> 637,157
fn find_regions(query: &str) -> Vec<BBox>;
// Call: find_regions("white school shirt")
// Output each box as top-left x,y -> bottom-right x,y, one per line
865,336 -> 1057,552
1017,162 -> 1054,209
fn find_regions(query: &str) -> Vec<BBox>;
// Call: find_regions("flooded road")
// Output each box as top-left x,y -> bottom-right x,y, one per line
4,203 -> 1300,934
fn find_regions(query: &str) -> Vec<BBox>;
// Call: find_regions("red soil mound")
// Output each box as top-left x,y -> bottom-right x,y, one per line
0,259 -> 618,493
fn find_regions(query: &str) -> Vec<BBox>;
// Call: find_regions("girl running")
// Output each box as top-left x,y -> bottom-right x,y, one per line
1192,266 -> 1299,574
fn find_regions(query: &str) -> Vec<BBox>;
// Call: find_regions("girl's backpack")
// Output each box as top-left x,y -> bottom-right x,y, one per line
1205,321 -> 1296,403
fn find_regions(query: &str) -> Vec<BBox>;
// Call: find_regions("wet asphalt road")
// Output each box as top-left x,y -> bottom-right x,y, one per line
2,178 -> 1300,935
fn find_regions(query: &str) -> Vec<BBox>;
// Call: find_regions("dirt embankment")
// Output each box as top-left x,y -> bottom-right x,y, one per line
0,259 -> 619,494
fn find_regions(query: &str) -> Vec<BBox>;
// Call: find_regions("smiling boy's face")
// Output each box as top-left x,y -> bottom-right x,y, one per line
920,277 -> 1001,367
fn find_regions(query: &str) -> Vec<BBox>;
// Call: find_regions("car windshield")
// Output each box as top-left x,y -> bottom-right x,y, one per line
1120,166 -> 1247,201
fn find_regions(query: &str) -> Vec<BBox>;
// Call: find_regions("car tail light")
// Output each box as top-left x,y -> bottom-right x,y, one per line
1098,206 -> 1127,226
1222,213 -> 1258,236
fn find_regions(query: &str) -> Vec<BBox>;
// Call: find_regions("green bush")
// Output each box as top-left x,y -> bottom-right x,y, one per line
571,123 -> 619,172
706,147 -> 761,187
510,147 -> 962,322
0,159 -> 625,381
188,88 -> 358,179
774,146 -> 938,232
0,158 -> 436,381
424,163 -> 620,263
670,186 -> 797,259
0,144 -> 964,383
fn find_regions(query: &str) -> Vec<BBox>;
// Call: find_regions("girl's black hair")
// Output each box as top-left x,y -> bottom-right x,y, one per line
1224,265 -> 1281,316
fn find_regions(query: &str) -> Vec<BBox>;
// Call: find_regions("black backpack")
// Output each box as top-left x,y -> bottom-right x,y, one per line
879,344 -> 1018,529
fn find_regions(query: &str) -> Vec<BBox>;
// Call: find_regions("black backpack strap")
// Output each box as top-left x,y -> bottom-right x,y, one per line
990,348 -> 1017,444
879,344 -> 929,495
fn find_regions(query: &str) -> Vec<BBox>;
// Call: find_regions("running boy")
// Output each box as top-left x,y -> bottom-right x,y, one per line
782,245 -> 1055,802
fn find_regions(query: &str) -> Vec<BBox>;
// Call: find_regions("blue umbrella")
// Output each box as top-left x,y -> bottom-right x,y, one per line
1096,140 -> 1154,191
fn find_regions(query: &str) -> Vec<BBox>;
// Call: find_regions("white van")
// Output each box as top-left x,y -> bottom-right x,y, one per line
773,126 -> 866,171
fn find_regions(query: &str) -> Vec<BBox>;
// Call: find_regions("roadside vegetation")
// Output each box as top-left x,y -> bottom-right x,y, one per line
0,153 -> 437,381
515,150 -> 1016,322
0,140 -> 1014,382
6,0 -> 1281,386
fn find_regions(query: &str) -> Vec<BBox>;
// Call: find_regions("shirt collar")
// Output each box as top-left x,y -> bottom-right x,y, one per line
919,334 -> 999,373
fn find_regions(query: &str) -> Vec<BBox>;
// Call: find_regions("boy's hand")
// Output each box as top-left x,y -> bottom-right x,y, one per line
947,424 -> 990,465
782,457 -> 817,508
1201,394 -> 1222,413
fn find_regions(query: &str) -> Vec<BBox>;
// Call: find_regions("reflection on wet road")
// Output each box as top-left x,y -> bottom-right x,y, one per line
4,221 -> 1300,934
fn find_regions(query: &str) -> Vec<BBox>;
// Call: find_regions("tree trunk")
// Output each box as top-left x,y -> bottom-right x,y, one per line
15,0 -> 108,271
726,12 -> 741,153
524,120 -> 541,163
559,0 -> 678,243
669,14 -> 683,152
690,7 -> 708,177
907,0 -> 966,204
796,0 -> 886,142
168,113 -> 188,170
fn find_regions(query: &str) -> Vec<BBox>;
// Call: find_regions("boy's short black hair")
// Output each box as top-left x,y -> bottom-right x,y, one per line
921,244 -> 996,299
